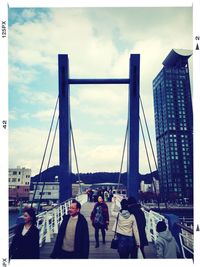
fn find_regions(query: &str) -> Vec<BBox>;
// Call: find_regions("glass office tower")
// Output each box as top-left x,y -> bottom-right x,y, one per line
153,49 -> 193,202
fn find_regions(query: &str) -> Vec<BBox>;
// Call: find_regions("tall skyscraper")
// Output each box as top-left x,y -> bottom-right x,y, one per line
153,49 -> 193,202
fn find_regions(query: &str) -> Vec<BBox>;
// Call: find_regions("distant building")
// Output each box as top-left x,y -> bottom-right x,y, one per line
9,167 -> 31,203
30,181 -> 90,203
9,166 -> 31,186
140,179 -> 159,194
153,49 -> 193,201
72,181 -> 91,197
140,181 -> 152,192
152,178 -> 160,194
30,182 -> 59,204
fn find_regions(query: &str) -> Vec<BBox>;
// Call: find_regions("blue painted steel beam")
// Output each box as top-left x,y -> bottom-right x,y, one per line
127,54 -> 140,199
69,78 -> 129,84
58,54 -> 72,202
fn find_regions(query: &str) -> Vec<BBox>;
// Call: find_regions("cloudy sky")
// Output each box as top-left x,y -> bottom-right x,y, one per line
8,6 -> 192,176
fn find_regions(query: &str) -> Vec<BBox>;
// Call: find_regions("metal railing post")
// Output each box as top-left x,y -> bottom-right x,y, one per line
53,208 -> 58,234
45,212 -> 51,243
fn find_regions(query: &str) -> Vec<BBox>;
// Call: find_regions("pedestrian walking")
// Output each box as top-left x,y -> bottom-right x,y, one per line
104,190 -> 109,202
128,197 -> 148,258
50,199 -> 89,259
90,196 -> 109,248
108,189 -> 113,202
93,189 -> 98,202
9,207 -> 40,259
155,220 -> 180,258
111,198 -> 140,258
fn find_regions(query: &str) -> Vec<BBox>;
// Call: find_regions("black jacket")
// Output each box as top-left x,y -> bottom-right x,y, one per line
9,223 -> 40,259
50,213 -> 89,259
128,204 -> 148,247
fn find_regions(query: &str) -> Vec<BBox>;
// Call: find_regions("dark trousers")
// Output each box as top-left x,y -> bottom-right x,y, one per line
117,233 -> 137,259
94,224 -> 106,244
59,249 -> 76,259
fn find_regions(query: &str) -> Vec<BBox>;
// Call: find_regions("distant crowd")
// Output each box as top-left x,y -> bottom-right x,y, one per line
86,188 -> 114,202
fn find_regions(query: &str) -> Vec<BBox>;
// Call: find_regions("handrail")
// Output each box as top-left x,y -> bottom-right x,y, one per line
176,222 -> 193,258
176,222 -> 193,234
9,193 -> 193,259
113,194 -> 193,259
9,193 -> 88,247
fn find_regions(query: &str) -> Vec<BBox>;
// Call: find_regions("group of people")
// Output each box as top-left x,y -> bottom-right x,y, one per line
87,188 -> 113,202
9,195 -> 180,260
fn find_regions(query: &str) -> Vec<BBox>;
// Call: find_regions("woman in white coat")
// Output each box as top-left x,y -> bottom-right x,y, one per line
111,198 -> 140,258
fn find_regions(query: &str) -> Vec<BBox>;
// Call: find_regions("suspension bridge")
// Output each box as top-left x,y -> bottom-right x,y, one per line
9,54 -> 193,260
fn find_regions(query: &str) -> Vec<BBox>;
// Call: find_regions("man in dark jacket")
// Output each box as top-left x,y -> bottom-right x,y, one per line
50,199 -> 89,259
128,197 -> 148,258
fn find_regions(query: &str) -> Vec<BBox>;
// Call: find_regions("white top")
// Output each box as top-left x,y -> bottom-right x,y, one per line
62,215 -> 78,252
111,203 -> 140,246
22,225 -> 29,236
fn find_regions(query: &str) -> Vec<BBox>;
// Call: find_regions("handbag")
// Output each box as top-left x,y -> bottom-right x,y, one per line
111,238 -> 118,249
137,247 -> 144,259
110,213 -> 119,249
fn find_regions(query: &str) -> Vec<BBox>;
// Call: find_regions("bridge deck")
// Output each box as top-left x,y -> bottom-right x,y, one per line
40,202 -> 157,259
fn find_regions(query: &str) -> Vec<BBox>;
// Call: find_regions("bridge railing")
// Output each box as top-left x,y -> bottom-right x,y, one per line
9,193 -> 88,248
177,223 -> 193,258
114,194 -> 168,243
114,194 -> 193,259
143,209 -> 168,242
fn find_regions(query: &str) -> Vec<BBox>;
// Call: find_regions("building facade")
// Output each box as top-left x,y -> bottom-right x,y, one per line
9,167 -> 31,203
30,182 -> 59,204
153,49 -> 193,202
140,179 -> 159,194
9,166 -> 31,186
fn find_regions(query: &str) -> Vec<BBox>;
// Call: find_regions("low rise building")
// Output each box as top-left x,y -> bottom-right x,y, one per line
30,182 -> 59,204
140,179 -> 160,194
9,167 -> 31,204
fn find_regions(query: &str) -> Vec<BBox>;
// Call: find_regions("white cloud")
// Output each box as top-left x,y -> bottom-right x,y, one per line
9,110 -> 17,121
83,144 -> 126,173
17,86 -> 57,107
9,65 -> 38,84
21,113 -> 31,120
32,109 -> 58,121
9,7 -> 192,174
21,9 -> 36,19
9,127 -> 59,175
8,122 -> 161,176
71,85 -> 128,121
9,8 -> 119,76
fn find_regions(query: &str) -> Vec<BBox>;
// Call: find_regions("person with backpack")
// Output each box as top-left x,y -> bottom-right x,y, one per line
90,196 -> 109,248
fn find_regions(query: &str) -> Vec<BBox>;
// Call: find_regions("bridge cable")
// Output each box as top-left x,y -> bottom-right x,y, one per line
36,116 -> 59,213
139,96 -> 158,170
117,121 -> 128,191
70,120 -> 82,193
139,96 -> 160,208
139,115 -> 160,209
31,96 -> 59,208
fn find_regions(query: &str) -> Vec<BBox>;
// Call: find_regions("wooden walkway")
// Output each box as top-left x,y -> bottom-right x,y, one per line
40,202 -> 156,259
